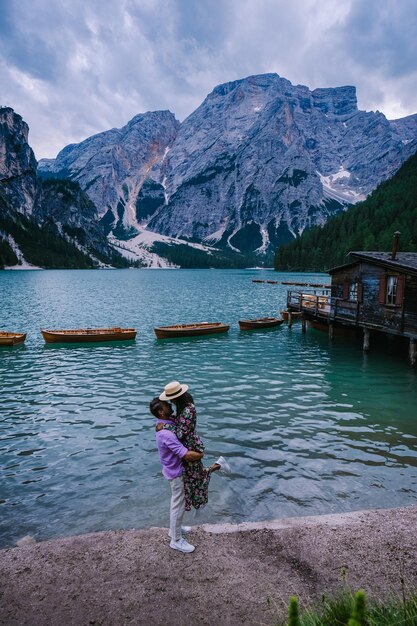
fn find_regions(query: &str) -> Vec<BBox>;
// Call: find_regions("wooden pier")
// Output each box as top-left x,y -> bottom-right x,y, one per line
286,239 -> 417,365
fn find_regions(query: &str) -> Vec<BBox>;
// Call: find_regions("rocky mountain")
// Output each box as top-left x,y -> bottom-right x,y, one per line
39,111 -> 180,240
274,147 -> 417,271
39,74 -> 417,263
0,107 -> 38,218
35,178 -> 126,265
0,107 -> 127,269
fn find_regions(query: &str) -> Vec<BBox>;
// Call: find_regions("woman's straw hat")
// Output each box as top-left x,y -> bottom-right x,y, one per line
159,380 -> 189,401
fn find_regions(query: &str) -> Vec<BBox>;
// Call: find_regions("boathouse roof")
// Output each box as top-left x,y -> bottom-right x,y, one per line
329,252 -> 417,276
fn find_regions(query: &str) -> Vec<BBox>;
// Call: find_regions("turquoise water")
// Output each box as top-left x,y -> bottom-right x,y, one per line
1,268 -> 417,548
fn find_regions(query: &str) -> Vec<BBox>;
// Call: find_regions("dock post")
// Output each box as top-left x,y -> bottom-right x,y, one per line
301,316 -> 306,333
363,328 -> 370,352
288,312 -> 293,328
409,338 -> 417,366
329,323 -> 334,340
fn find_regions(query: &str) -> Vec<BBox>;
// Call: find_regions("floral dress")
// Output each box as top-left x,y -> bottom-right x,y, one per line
163,403 -> 212,510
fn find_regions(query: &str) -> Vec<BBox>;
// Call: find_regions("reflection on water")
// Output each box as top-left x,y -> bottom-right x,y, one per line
1,269 -> 417,547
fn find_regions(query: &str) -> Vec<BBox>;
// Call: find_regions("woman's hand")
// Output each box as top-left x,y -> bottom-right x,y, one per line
183,450 -> 204,462
155,422 -> 164,432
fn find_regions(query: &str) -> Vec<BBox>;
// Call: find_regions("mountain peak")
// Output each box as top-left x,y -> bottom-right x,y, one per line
127,109 -> 179,127
312,85 -> 357,116
210,73 -> 290,97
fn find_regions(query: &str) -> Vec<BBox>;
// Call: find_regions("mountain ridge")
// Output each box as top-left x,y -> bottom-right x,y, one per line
38,73 -> 417,264
3,72 -> 417,269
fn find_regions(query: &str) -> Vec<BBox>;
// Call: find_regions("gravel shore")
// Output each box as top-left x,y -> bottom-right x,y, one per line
1,505 -> 417,626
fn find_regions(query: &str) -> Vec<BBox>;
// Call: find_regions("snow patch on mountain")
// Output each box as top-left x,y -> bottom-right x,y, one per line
256,226 -> 270,253
109,235 -> 176,268
108,228 -> 221,268
204,223 -> 227,243
226,232 -> 241,252
318,168 -> 366,204
3,235 -> 41,270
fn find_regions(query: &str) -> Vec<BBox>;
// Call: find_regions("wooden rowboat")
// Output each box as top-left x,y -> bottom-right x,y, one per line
0,331 -> 27,346
308,319 -> 360,337
239,317 -> 284,330
41,327 -> 137,343
154,322 -> 229,339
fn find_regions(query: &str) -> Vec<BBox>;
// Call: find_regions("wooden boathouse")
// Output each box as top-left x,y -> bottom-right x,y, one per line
286,233 -> 417,365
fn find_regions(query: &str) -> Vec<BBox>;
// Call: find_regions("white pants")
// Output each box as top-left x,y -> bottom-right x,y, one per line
169,476 -> 185,541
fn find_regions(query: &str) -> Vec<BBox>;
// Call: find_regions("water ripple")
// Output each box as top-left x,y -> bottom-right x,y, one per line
1,269 -> 417,547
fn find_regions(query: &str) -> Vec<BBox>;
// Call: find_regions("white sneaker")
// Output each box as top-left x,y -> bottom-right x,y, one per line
216,456 -> 232,475
169,537 -> 195,553
168,525 -> 192,538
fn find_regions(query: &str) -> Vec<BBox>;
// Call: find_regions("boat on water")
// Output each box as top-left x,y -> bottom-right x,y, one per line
0,331 -> 27,346
239,317 -> 284,330
41,327 -> 137,343
154,322 -> 230,339
308,319 -> 360,337
252,279 -> 265,283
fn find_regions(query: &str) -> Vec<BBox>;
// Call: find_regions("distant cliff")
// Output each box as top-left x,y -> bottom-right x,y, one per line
39,111 -> 180,241
39,74 -> 417,263
274,148 -> 417,271
0,107 -> 38,217
0,107 -> 127,269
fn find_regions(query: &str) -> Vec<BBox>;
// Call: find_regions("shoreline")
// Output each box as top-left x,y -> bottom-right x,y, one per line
1,505 -> 417,625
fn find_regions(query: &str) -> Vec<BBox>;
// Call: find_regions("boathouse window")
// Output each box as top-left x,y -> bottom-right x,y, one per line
379,274 -> 405,306
343,281 -> 363,302
349,282 -> 358,301
386,276 -> 398,305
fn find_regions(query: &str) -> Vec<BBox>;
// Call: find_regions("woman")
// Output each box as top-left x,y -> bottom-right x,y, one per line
158,380 -> 231,511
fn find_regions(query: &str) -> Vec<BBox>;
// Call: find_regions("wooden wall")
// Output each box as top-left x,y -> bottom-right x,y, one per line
330,261 -> 417,336
404,274 -> 417,335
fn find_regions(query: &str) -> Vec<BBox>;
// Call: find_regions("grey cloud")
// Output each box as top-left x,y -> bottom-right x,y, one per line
173,0 -> 234,47
338,0 -> 417,77
293,0 -> 417,119
1,0 -> 416,158
0,2 -> 60,80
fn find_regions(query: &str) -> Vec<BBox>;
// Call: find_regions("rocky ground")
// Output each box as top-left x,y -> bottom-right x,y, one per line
1,506 -> 417,626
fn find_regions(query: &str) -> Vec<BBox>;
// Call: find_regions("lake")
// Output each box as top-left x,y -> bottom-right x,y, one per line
1,268 -> 417,548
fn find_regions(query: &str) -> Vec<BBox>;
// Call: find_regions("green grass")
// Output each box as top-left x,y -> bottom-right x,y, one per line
281,590 -> 417,626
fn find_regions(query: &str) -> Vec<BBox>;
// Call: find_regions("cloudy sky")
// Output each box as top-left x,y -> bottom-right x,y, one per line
1,0 -> 417,159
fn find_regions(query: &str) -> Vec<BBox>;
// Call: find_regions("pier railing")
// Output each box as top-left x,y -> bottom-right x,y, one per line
287,290 -> 359,323
287,290 -> 330,316
332,298 -> 359,322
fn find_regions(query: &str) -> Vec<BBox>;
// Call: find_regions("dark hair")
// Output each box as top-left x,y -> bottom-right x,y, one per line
174,391 -> 194,416
149,397 -> 163,418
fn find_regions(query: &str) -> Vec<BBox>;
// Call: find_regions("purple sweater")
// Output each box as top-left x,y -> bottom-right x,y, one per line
156,420 -> 188,479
